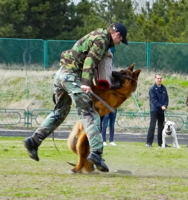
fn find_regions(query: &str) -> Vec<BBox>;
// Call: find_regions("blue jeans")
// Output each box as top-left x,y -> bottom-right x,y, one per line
101,110 -> 117,142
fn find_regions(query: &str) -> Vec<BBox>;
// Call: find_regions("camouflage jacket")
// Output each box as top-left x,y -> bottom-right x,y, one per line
60,28 -> 114,86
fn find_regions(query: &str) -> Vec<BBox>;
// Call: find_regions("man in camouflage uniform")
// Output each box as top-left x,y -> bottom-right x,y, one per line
23,22 -> 128,172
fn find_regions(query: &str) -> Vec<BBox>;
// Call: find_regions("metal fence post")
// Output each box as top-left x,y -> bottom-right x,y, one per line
146,43 -> 150,69
43,40 -> 48,69
24,110 -> 32,128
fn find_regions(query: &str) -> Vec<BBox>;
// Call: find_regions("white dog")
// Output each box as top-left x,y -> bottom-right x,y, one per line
162,121 -> 181,148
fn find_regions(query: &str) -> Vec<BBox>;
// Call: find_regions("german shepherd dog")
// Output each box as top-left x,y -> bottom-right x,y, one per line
67,64 -> 141,173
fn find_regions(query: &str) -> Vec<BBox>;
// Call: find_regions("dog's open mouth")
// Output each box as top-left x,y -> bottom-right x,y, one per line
165,131 -> 172,135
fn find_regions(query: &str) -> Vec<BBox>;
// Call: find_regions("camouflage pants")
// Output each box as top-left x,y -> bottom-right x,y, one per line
32,66 -> 103,153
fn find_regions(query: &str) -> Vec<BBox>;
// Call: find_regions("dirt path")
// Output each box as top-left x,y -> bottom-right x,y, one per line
0,129 -> 188,145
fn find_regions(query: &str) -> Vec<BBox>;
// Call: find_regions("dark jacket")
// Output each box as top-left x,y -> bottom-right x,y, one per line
149,83 -> 169,114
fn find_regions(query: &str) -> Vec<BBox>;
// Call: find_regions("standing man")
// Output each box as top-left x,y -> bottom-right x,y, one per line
146,74 -> 169,147
23,22 -> 128,172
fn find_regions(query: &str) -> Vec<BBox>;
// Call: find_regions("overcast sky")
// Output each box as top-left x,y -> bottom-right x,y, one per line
71,0 -> 157,5
71,0 -> 157,9
71,0 -> 157,13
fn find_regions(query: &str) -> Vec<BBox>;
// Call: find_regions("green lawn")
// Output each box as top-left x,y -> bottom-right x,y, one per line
0,137 -> 188,200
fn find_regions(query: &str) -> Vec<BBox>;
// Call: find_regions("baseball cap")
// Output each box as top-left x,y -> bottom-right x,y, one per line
111,22 -> 128,45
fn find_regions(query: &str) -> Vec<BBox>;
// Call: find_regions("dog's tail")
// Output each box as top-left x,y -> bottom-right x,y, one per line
66,161 -> 76,167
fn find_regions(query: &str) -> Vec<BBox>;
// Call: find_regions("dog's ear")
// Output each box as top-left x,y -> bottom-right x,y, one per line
172,122 -> 175,126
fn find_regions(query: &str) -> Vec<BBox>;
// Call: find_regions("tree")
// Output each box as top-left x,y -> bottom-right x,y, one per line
72,0 -> 106,38
134,0 -> 188,43
0,0 -> 82,39
76,0 -> 137,41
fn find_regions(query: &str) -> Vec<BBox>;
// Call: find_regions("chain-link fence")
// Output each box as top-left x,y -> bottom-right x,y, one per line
149,42 -> 188,73
1,38 -> 188,73
0,38 -> 44,67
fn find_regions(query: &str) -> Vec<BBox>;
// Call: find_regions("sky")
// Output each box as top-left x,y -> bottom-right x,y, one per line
71,0 -> 157,13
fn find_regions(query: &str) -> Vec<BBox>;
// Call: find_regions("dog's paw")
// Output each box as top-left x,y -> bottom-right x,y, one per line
71,167 -> 81,173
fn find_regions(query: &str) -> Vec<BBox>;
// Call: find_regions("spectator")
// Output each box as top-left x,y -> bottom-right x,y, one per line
101,109 -> 117,146
146,74 -> 169,147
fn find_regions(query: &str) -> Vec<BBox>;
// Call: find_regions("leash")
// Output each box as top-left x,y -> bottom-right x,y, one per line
50,109 -> 61,154
164,110 -> 168,122
72,82 -> 115,113
52,131 -> 61,154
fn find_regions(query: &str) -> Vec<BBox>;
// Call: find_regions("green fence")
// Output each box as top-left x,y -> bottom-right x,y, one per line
113,42 -> 147,69
0,108 -> 188,132
46,40 -> 77,67
0,38 -> 44,66
149,43 -> 188,73
1,38 -> 188,72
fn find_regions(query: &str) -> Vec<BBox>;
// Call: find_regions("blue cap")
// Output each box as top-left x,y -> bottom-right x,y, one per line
111,22 -> 128,45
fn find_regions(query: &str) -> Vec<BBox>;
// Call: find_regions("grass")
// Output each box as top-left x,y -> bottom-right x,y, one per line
1,137 -> 188,199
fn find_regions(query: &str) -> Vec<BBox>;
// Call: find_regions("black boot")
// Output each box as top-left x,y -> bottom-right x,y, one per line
87,152 -> 109,172
23,137 -> 39,161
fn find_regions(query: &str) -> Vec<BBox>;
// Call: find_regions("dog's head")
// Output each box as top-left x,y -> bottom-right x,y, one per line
164,121 -> 175,135
112,64 -> 141,93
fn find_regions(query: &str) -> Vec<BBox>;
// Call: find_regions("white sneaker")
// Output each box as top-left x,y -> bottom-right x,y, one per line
103,142 -> 107,146
109,142 -> 117,146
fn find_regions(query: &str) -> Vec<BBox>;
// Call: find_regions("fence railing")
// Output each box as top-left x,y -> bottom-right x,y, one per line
1,38 -> 188,73
0,108 -> 187,132
116,111 -> 188,132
